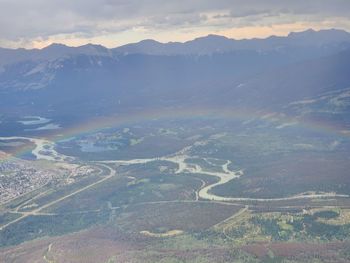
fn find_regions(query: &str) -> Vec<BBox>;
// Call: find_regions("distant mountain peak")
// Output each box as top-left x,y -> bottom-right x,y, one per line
288,28 -> 349,37
203,34 -> 229,39
80,43 -> 104,48
78,43 -> 108,52
139,39 -> 162,44
1,28 -> 350,62
191,34 -> 230,42
304,28 -> 316,33
285,28 -> 350,46
43,43 -> 70,50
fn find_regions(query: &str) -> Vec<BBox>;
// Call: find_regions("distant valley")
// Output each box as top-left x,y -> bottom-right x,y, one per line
1,29 -> 350,263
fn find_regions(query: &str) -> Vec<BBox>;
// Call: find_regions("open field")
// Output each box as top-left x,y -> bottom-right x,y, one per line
0,119 -> 350,262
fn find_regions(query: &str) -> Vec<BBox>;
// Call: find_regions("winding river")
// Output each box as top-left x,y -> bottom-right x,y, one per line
1,136 -> 348,202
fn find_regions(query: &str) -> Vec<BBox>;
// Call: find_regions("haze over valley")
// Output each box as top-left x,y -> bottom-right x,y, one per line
1,1 -> 350,262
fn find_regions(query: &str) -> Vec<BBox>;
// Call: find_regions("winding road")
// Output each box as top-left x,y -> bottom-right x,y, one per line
1,136 -> 349,231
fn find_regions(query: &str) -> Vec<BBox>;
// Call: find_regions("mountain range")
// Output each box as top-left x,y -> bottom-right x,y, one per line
0,29 -> 350,126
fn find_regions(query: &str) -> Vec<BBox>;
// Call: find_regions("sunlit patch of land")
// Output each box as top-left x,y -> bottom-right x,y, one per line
140,229 -> 184,238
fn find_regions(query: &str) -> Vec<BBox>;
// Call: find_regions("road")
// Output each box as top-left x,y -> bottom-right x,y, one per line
221,206 -> 249,241
1,138 -> 349,232
0,164 -> 116,231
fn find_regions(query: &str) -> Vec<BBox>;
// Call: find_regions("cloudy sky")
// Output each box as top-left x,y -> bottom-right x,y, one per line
0,0 -> 349,48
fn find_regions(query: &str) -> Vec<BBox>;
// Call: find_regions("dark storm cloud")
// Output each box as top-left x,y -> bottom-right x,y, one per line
0,0 -> 349,43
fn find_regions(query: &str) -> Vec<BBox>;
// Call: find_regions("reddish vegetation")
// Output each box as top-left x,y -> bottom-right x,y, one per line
241,242 -> 350,261
240,242 -> 270,258
1,225 -> 350,263
0,226 -> 235,262
151,248 -> 232,262
271,242 -> 346,257
120,202 -> 243,232
0,227 -> 144,263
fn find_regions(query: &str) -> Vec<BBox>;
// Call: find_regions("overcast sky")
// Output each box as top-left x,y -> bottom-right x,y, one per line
0,0 -> 349,48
